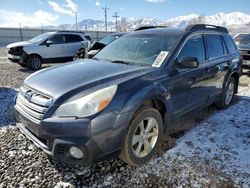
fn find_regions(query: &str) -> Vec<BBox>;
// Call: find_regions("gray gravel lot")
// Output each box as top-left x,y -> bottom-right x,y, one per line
0,58 -> 250,187
0,47 -> 7,57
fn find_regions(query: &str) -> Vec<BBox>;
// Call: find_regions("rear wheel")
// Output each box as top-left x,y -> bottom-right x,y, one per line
120,107 -> 163,166
27,55 -> 42,70
216,77 -> 236,109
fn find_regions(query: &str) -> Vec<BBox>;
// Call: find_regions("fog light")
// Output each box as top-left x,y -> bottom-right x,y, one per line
69,146 -> 84,159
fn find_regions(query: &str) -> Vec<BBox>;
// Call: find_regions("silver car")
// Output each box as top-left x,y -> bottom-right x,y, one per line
6,31 -> 92,70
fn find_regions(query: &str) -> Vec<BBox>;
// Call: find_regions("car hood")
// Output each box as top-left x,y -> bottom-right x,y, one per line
6,41 -> 36,48
24,59 -> 153,99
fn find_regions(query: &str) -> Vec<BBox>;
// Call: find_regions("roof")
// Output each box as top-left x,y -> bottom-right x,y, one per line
127,24 -> 229,36
108,32 -> 128,36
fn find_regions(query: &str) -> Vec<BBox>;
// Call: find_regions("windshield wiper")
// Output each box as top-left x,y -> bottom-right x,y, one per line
111,60 -> 130,65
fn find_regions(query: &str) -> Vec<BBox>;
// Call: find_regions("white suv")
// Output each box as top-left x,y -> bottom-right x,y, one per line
7,31 -> 93,70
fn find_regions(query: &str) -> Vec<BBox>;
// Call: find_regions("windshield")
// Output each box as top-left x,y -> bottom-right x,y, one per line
95,33 -> 179,66
234,34 -> 250,46
99,34 -> 122,45
29,32 -> 54,43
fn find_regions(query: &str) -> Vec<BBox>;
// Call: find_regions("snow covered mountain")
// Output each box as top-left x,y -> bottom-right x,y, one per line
165,12 -> 250,28
44,12 -> 250,32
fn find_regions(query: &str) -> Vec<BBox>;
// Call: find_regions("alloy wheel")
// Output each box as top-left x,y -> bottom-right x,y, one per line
225,81 -> 235,105
132,117 -> 159,158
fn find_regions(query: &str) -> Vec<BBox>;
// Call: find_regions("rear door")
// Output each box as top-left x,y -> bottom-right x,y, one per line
204,34 -> 230,101
65,34 -> 84,57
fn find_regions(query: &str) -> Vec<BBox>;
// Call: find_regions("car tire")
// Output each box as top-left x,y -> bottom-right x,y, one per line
120,106 -> 163,166
216,77 -> 237,109
27,55 -> 42,70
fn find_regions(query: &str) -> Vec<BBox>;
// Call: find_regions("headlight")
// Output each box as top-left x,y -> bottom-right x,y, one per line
52,85 -> 117,118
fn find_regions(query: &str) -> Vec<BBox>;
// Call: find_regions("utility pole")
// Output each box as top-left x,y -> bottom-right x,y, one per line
113,12 -> 119,32
73,10 -> 78,30
103,6 -> 109,31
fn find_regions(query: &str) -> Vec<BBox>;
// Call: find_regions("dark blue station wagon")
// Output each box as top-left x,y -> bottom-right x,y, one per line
15,24 -> 242,166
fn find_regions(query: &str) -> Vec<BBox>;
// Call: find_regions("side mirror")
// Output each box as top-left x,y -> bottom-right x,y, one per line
45,40 -> 53,47
177,56 -> 199,69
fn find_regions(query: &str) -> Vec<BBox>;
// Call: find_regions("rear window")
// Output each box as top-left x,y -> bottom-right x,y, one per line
66,34 -> 83,43
234,34 -> 250,45
206,34 -> 224,59
85,35 -> 92,41
224,35 -> 237,53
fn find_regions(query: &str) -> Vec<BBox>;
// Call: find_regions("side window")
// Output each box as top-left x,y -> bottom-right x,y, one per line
224,35 -> 237,53
48,34 -> 66,44
66,34 -> 83,43
206,34 -> 224,59
177,34 -> 205,63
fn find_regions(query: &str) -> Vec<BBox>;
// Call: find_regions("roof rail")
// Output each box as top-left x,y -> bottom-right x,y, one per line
134,25 -> 166,31
57,30 -> 86,34
185,24 -> 228,33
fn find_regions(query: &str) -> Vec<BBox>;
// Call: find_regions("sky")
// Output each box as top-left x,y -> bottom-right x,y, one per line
0,0 -> 250,27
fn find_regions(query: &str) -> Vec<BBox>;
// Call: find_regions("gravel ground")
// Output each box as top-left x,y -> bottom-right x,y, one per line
0,59 -> 250,187
0,47 -> 7,57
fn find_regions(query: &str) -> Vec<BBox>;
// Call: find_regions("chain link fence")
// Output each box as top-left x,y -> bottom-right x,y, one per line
0,27 -> 113,47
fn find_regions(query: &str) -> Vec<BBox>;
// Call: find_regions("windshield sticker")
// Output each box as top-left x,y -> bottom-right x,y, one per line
152,51 -> 169,68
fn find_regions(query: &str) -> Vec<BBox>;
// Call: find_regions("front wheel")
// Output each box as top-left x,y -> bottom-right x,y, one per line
216,77 -> 237,109
27,55 -> 42,70
120,107 -> 163,166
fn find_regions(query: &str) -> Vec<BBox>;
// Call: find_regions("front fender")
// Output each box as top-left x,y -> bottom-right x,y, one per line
115,84 -> 170,115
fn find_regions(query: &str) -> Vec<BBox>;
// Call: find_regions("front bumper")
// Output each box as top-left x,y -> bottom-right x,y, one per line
14,106 -> 131,165
7,48 -> 28,63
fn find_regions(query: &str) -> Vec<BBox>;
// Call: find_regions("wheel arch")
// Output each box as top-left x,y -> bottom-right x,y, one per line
27,53 -> 43,62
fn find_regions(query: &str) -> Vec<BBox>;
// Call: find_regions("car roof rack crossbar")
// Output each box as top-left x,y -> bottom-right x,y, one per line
185,24 -> 228,33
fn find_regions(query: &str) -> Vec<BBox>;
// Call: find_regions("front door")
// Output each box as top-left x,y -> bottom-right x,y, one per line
163,34 -> 212,118
41,34 -> 68,59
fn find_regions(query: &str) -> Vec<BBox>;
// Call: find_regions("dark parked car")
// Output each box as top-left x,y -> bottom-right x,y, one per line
234,33 -> 250,66
14,24 -> 242,166
85,32 -> 127,58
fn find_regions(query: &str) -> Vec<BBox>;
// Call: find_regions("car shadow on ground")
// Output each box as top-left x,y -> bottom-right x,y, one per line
242,69 -> 250,77
18,65 -> 53,73
0,87 -> 17,127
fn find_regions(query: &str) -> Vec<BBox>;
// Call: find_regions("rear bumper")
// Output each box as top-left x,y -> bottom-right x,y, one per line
14,106 -> 130,165
239,50 -> 250,61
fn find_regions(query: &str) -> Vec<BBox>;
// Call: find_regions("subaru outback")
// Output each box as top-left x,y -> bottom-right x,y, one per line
14,24 -> 242,166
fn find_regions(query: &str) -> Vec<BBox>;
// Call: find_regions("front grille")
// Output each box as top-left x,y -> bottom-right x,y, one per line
15,86 -> 52,122
56,145 -> 67,155
9,47 -> 23,56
